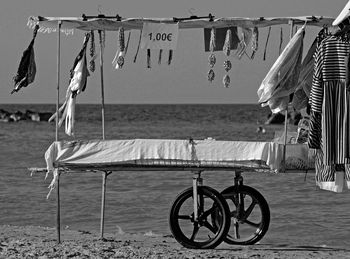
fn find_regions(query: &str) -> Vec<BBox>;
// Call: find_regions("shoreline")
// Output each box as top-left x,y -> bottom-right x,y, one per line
0,225 -> 349,258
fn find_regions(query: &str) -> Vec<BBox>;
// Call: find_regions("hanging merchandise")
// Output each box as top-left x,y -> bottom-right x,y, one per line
223,29 -> 232,56
12,25 -> 39,94
89,30 -> 96,72
207,28 -> 216,83
158,49 -> 163,65
203,27 -> 239,52
257,25 -> 305,113
222,29 -> 232,88
279,27 -> 283,55
133,27 -> 143,63
48,33 -> 90,136
223,74 -> 230,88
251,27 -> 259,59
292,37 -> 318,110
147,49 -> 151,68
223,60 -> 232,72
168,49 -> 173,65
112,27 -> 126,69
234,27 -> 252,60
263,27 -> 271,61
124,31 -> 131,55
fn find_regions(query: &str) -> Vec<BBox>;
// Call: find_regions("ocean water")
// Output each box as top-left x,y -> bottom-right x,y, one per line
0,104 -> 349,248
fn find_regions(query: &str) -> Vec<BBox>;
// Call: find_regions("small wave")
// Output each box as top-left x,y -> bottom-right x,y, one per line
143,230 -> 162,237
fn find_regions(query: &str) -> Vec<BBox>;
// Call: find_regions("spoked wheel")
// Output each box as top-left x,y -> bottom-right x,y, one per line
169,186 -> 230,249
212,185 -> 270,245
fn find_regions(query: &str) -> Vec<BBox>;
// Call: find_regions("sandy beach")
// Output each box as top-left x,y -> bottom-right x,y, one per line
0,225 -> 349,259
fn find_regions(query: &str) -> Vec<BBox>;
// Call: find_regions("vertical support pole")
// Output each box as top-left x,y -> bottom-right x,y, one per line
56,21 -> 62,244
56,21 -> 61,142
56,173 -> 61,244
100,171 -> 107,239
98,30 -> 106,140
98,30 -> 107,239
282,20 -> 295,172
192,171 -> 201,221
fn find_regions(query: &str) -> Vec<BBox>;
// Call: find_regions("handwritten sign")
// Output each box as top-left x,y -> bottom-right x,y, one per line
141,23 -> 179,50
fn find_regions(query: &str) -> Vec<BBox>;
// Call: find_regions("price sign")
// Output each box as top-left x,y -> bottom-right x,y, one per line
141,23 -> 179,50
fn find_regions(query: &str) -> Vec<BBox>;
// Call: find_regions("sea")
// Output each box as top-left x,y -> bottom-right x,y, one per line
0,103 -> 349,248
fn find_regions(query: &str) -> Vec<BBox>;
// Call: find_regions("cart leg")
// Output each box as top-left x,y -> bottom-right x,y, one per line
234,171 -> 243,239
100,171 -> 110,240
192,171 -> 202,221
56,172 -> 61,244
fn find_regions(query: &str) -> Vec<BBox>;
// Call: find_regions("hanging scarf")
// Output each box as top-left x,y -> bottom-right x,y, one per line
12,25 -> 39,94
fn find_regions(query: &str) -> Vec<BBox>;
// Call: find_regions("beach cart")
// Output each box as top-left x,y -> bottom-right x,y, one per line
25,14 -> 331,248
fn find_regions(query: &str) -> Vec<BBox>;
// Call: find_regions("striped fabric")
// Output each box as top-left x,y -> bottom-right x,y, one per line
322,82 -> 350,165
308,110 -> 322,149
309,35 -> 350,113
314,148 -> 350,191
308,35 -> 350,191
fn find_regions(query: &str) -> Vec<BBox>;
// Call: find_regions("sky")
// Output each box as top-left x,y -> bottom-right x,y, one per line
0,0 -> 347,104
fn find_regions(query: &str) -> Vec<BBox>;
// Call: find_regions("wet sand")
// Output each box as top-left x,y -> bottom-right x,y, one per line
0,225 -> 349,258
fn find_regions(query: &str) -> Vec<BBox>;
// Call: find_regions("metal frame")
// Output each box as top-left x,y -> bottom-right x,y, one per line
51,18 -> 304,244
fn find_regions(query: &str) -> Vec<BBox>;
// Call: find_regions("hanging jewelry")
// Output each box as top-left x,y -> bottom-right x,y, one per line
117,27 -> 125,68
207,27 -> 216,83
251,27 -> 259,59
222,29 -> 232,88
89,30 -> 95,72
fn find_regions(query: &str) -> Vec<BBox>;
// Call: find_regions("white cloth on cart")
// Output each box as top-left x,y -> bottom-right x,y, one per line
45,139 -> 284,172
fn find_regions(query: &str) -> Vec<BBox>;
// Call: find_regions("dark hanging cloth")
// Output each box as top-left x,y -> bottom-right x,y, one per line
12,25 -> 39,94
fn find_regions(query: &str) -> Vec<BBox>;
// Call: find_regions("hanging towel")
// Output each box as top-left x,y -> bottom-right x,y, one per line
257,25 -> 305,113
12,25 -> 39,94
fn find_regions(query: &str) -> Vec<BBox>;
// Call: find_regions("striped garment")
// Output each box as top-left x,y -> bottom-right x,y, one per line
308,35 -> 350,191
314,148 -> 350,192
309,35 -> 350,113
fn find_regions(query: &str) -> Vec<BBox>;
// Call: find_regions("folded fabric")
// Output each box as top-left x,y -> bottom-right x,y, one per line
257,25 -> 305,113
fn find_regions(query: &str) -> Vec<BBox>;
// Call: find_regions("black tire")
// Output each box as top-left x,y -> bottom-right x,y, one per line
212,185 -> 270,245
169,186 -> 230,249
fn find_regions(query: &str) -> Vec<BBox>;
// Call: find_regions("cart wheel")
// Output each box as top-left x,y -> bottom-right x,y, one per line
169,186 -> 230,249
212,185 -> 270,245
